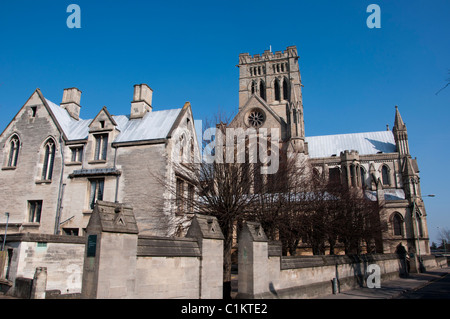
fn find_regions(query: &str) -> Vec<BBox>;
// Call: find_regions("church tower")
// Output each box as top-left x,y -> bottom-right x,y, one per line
237,46 -> 306,152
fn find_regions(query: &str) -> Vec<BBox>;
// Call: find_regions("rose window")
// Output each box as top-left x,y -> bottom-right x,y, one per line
247,110 -> 265,128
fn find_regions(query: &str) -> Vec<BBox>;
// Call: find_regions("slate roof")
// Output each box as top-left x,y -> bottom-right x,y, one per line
45,98 -> 182,143
305,131 -> 397,158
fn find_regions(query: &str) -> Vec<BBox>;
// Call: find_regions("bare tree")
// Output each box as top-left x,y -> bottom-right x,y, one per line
155,116 -> 266,298
248,151 -> 311,256
438,227 -> 450,249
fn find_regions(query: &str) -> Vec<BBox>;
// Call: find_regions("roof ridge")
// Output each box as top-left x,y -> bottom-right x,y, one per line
306,130 -> 393,139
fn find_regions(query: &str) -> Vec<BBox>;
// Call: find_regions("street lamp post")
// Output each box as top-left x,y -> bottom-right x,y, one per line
411,188 -> 435,273
1,212 -> 9,251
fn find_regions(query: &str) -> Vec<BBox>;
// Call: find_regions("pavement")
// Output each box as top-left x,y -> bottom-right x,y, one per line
2,267 -> 449,300
317,266 -> 450,299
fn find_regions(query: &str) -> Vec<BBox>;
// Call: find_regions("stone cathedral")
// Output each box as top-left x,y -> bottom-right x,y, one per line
0,45 -> 430,259
230,46 -> 430,257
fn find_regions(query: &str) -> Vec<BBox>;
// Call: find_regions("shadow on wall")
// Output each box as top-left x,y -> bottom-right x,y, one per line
348,255 -> 369,288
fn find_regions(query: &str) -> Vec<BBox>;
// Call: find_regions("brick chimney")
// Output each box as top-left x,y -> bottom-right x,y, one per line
130,84 -> 153,119
61,88 -> 82,120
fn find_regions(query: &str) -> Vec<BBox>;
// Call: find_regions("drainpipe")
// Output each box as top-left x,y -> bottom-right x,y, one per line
113,146 -> 120,203
54,135 -> 65,235
1,212 -> 9,251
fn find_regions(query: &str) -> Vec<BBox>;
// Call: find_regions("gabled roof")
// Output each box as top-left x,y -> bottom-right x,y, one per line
89,106 -> 118,129
44,94 -> 182,143
305,130 -> 396,158
229,94 -> 284,128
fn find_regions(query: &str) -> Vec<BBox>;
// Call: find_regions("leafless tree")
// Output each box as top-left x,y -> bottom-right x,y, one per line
155,111 -> 387,299
155,115 -> 265,298
438,227 -> 450,248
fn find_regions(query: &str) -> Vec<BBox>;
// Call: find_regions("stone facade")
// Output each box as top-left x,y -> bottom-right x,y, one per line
231,46 -> 431,259
0,46 -> 434,295
0,84 -> 199,238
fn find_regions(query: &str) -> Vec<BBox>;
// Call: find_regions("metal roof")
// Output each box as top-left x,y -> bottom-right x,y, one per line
365,189 -> 406,201
305,131 -> 397,158
113,108 -> 182,143
45,98 -> 181,143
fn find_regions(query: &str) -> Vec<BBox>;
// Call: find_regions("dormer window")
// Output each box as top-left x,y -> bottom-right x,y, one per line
94,134 -> 108,161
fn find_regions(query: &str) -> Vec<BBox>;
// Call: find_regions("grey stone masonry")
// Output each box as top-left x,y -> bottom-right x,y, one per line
30,267 -> 47,299
186,214 -> 224,299
237,221 -> 269,299
81,201 -> 138,299
81,207 -> 224,299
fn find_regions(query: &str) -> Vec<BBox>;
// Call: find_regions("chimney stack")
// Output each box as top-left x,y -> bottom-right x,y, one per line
130,84 -> 153,119
61,88 -> 82,120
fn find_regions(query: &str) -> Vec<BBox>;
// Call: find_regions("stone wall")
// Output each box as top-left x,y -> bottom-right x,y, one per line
81,202 -> 224,299
237,221 -> 404,299
135,236 -> 201,298
2,233 -> 85,297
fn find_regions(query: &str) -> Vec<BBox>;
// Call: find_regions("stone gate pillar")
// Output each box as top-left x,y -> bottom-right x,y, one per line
237,221 -> 269,299
186,214 -> 224,299
81,201 -> 138,299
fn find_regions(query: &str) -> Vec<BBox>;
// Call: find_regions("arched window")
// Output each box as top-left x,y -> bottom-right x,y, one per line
259,81 -> 266,101
360,166 -> 366,188
381,165 -> 390,185
190,138 -> 194,163
393,213 -> 403,236
7,135 -> 20,167
416,213 -> 424,238
274,79 -> 281,101
251,81 -> 256,95
283,78 -> 289,101
329,167 -> 340,185
42,139 -> 56,181
179,134 -> 185,162
342,166 -> 348,185
312,168 -> 320,182
350,164 -> 356,187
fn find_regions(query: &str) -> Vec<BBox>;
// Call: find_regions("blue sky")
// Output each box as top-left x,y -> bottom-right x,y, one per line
0,1 -> 449,243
